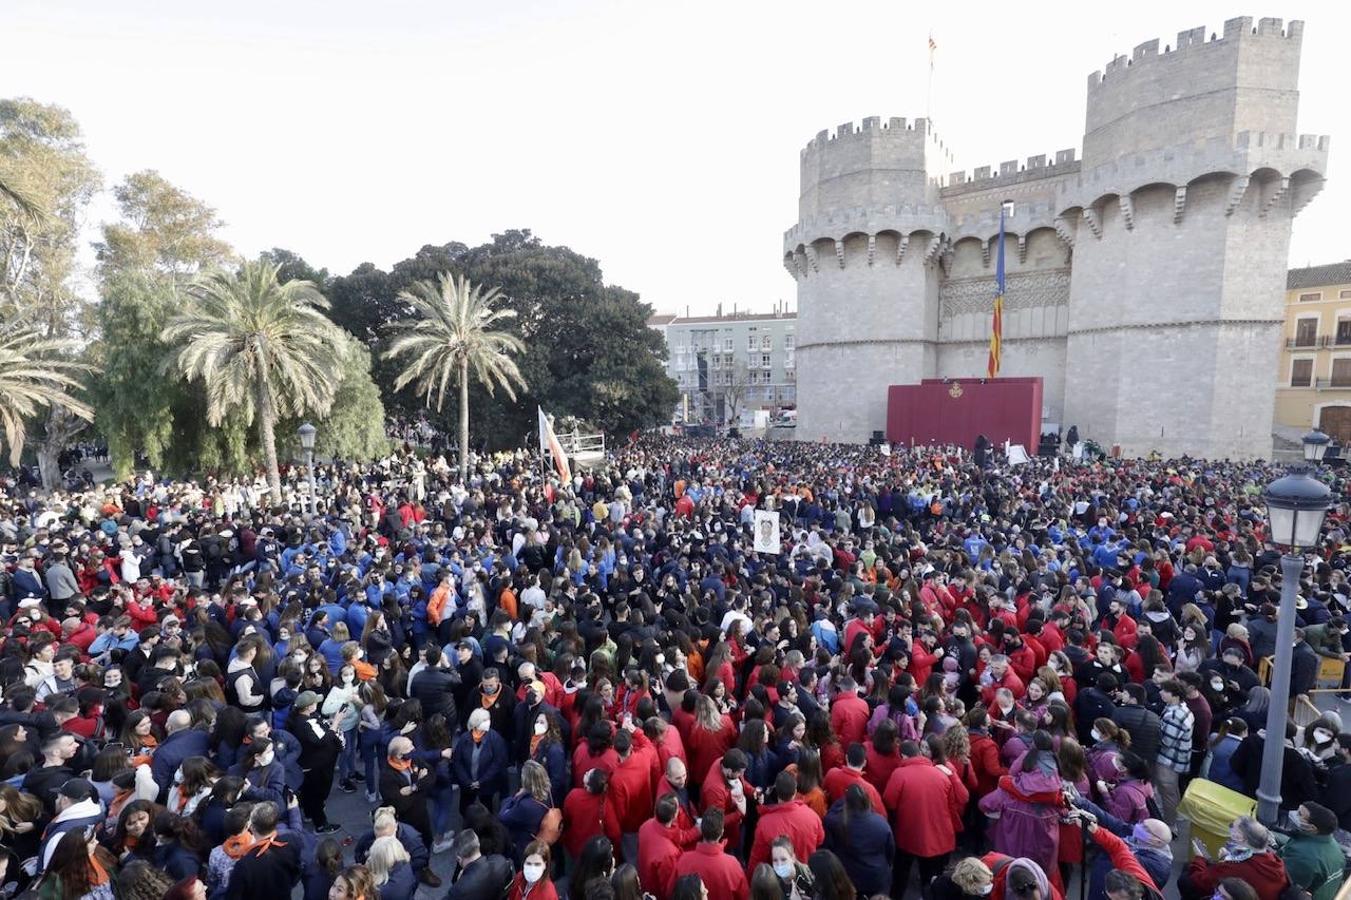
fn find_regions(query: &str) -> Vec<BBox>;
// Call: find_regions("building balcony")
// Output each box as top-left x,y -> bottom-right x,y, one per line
1286,336 -> 1351,350
1314,378 -> 1351,390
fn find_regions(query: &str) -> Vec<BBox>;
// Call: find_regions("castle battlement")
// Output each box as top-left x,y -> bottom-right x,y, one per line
1087,16 -> 1303,89
944,149 -> 1080,193
801,116 -> 947,155
782,15 -> 1331,461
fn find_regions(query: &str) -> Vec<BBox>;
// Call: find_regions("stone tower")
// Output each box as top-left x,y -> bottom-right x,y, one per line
783,16 -> 1329,457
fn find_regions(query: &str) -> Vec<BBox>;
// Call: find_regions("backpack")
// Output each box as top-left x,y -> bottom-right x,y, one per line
535,807 -> 563,845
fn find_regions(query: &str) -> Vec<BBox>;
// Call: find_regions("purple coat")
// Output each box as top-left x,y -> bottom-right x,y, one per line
1087,743 -> 1124,784
1104,777 -> 1153,825
978,769 -> 1063,877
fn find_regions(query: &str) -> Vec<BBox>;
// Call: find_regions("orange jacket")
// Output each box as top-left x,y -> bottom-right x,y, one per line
426,583 -> 452,626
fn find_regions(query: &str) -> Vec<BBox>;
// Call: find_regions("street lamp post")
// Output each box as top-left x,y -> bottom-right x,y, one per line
1256,429 -> 1332,825
297,422 -> 317,521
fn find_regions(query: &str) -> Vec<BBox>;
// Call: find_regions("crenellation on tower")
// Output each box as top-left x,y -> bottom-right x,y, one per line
783,14 -> 1330,456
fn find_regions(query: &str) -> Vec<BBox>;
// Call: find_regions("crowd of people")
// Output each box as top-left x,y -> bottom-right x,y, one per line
1,435 -> 1350,900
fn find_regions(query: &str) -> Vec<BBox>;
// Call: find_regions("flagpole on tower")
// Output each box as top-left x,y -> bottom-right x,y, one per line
926,32 -> 936,122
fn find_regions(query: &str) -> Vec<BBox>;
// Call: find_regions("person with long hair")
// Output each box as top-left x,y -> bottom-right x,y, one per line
114,859 -> 176,900
686,695 -> 736,789
570,836 -> 616,900
328,864 -> 376,900
499,760 -> 554,863
978,731 -> 1066,893
38,827 -> 117,900
823,784 -> 891,897
151,811 -> 204,881
365,835 -> 415,900
805,850 -> 854,900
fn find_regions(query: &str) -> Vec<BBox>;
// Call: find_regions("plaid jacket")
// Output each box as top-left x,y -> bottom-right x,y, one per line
1158,702 -> 1195,773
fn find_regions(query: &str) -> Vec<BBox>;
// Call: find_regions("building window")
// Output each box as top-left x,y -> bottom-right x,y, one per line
1337,320 -> 1351,346
785,333 -> 794,349
1295,318 -> 1319,347
1291,358 -> 1314,387
761,335 -> 772,350
1333,358 -> 1351,388
761,354 -> 771,368
747,335 -> 757,351
1299,292 -> 1323,302
723,338 -> 733,351
1342,290 -> 1351,299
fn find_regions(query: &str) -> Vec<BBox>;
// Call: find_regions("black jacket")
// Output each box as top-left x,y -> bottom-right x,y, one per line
409,666 -> 460,722
1112,704 -> 1163,764
444,853 -> 513,900
225,839 -> 303,900
1289,642 -> 1320,698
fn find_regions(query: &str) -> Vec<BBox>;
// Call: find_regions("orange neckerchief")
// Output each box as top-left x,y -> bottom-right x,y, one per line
251,833 -> 288,856
138,734 -> 159,751
529,733 -> 544,759
471,730 -> 485,744
223,833 -> 256,859
173,784 -> 190,813
89,853 -> 110,886
480,692 -> 498,709
108,787 -> 134,821
123,833 -> 139,850
387,755 -> 413,772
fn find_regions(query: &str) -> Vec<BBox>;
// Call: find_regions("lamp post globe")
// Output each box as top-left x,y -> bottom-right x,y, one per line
1302,429 -> 1330,464
297,422 -> 318,520
1254,458 -> 1331,826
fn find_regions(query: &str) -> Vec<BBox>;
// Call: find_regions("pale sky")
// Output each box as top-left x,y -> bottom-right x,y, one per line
2,0 -> 1344,316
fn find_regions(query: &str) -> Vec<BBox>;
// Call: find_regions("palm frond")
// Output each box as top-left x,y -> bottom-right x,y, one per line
0,324 -> 94,464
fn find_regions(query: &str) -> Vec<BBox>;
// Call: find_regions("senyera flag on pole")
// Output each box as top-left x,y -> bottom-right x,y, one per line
986,202 -> 1007,379
538,407 -> 572,483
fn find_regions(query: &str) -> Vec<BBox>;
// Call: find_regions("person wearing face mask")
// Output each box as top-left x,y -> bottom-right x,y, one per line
507,841 -> 558,900
1274,802 -> 1344,900
324,663 -> 363,794
929,857 -> 995,900
231,736 -> 286,808
452,708 -> 509,815
1178,816 -> 1291,900
1296,714 -> 1342,765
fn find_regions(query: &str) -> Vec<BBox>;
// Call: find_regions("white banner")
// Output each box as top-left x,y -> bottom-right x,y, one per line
753,509 -> 781,554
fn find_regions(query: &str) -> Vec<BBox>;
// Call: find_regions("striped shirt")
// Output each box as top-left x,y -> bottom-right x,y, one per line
1157,702 -> 1195,773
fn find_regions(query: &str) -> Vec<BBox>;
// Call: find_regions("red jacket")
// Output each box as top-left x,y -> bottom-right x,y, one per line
881,757 -> 967,857
699,761 -> 752,853
560,786 -> 621,860
830,692 -> 871,748
572,744 -> 619,787
637,819 -> 684,900
1182,851 -> 1289,900
1112,614 -> 1140,651
821,766 -> 885,814
863,743 -> 902,795
653,727 -> 687,777
980,669 -> 1026,706
968,730 -> 1008,798
609,733 -> 658,833
686,717 -> 736,785
747,798 -> 824,871
674,843 -> 749,900
1089,827 -> 1157,892
508,874 -> 559,900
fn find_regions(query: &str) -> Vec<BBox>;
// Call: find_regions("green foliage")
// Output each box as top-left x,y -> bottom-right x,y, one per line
328,230 -> 677,450
162,260 -> 349,498
95,170 -> 231,278
278,337 -> 388,462
0,324 -> 93,465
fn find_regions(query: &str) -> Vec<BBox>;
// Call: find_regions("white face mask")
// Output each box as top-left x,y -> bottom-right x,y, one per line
1313,729 -> 1334,744
976,884 -> 994,896
773,862 -> 794,879
523,863 -> 545,884
1090,729 -> 1103,743
534,720 -> 548,736
1210,679 -> 1225,692
257,751 -> 275,767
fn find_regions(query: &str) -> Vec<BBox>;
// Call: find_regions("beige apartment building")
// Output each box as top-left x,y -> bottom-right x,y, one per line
1276,262 -> 1351,443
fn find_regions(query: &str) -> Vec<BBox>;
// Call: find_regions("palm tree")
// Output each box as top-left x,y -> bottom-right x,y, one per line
385,272 -> 526,480
162,260 -> 347,501
0,324 -> 93,466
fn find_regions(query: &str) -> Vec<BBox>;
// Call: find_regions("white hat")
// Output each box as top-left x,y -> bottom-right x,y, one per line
18,597 -> 42,609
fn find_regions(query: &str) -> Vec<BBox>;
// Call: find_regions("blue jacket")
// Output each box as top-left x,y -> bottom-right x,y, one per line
230,760 -> 287,807
378,861 -> 417,900
498,793 -> 550,862
1207,735 -> 1245,793
451,730 -> 509,798
354,822 -> 429,875
823,802 -> 894,897
152,727 -> 211,802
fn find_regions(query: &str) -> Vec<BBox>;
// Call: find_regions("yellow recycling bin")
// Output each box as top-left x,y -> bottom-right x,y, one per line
1178,778 -> 1257,859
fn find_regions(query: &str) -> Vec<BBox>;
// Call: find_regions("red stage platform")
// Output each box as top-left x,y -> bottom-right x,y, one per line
886,377 -> 1042,450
